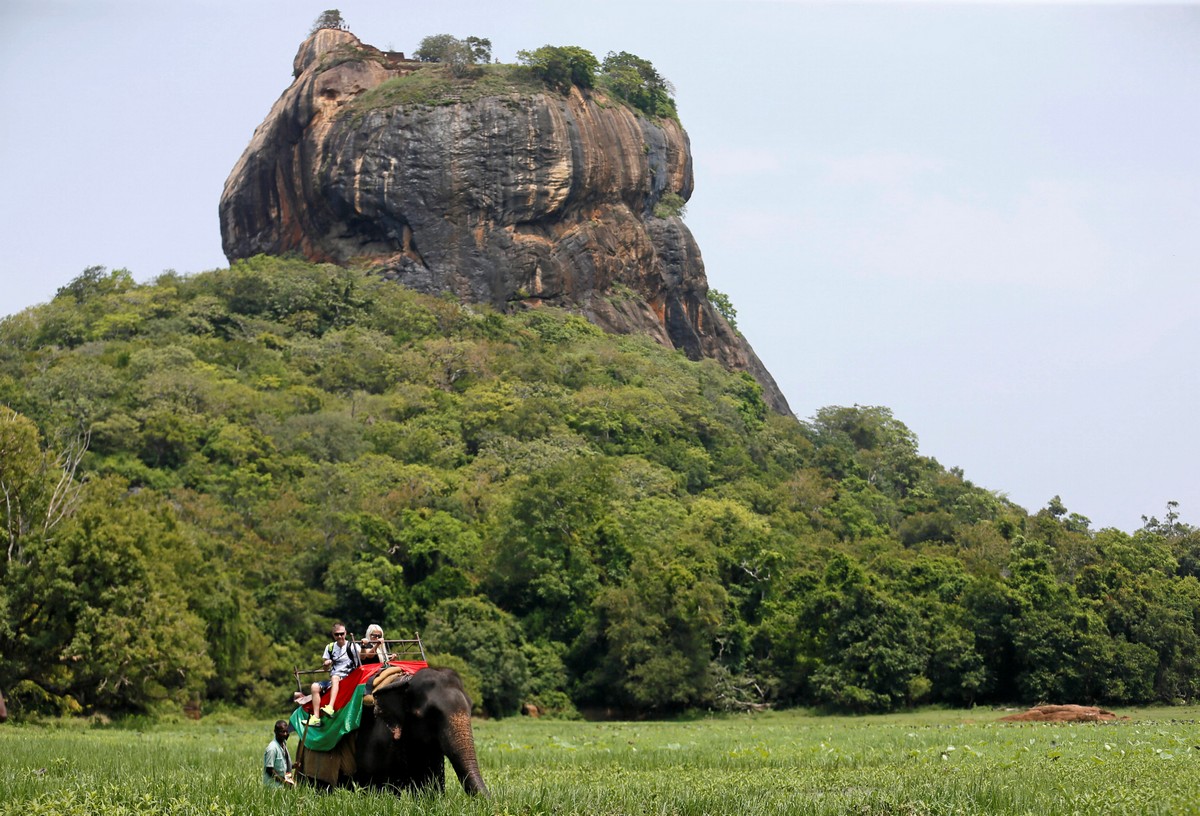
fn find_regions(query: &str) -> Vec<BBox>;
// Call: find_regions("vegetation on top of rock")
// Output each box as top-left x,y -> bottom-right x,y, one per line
600,51 -> 677,119
325,31 -> 677,123
414,33 -> 492,64
512,45 -> 679,119
517,45 -> 600,93
309,8 -> 345,35
3,258 -> 1199,722
412,33 -> 493,78
349,62 -> 548,111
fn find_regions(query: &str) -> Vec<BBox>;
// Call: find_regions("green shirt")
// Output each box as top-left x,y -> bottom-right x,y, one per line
263,738 -> 291,785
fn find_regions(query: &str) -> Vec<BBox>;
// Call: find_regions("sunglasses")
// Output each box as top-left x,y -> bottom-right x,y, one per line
369,634 -> 381,639
333,632 -> 347,637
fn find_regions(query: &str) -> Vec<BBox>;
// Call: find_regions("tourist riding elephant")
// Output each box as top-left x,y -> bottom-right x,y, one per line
354,666 -> 488,796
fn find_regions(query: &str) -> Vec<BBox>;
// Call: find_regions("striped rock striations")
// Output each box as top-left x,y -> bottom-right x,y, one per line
220,29 -> 790,414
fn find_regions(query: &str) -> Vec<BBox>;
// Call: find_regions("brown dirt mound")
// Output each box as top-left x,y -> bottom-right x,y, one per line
998,704 -> 1127,723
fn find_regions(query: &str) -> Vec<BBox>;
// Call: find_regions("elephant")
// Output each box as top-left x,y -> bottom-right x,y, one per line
352,666 -> 489,796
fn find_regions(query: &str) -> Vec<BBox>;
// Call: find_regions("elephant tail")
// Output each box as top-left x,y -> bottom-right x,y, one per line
443,709 -> 489,796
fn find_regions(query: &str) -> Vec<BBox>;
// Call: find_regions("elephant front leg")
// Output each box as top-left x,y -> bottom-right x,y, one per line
404,747 -> 446,792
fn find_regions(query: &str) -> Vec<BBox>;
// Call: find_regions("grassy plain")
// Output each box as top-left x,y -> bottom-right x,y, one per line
1,706 -> 1198,815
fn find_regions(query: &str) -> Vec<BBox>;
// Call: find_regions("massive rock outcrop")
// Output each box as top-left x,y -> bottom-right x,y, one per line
220,29 -> 791,414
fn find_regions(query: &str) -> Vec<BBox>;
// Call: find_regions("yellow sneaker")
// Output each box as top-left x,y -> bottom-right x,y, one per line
307,715 -> 322,727
321,704 -> 335,717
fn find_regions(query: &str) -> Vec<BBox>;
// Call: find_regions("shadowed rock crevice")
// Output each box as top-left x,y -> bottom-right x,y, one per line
220,29 -> 791,415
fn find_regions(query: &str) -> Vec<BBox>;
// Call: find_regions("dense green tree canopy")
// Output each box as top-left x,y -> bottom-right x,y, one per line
1,258 -> 1196,719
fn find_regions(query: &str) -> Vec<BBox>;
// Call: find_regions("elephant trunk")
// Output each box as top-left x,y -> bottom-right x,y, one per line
443,710 -> 489,796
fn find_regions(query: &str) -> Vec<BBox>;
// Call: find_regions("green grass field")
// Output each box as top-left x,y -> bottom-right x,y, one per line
1,707 -> 1198,815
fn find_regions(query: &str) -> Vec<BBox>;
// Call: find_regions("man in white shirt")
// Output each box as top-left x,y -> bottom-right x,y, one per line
307,623 -> 360,726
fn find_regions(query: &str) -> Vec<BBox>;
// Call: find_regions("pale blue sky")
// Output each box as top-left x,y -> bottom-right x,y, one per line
3,1 -> 1198,531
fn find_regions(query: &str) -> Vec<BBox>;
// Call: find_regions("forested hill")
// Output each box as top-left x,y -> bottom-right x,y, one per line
2,259 -> 1198,719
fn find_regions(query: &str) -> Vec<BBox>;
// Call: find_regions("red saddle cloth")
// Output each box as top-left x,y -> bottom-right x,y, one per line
319,660 -> 428,713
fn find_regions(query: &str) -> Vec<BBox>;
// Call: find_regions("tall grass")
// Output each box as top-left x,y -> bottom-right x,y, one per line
1,707 -> 1198,815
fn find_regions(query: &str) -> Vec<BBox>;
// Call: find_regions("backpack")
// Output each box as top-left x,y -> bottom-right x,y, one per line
326,640 -> 361,670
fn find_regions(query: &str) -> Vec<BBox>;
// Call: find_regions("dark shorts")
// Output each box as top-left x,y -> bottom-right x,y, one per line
316,679 -> 332,694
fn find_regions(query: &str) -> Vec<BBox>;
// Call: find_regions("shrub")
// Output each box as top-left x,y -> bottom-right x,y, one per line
653,192 -> 687,219
707,288 -> 737,329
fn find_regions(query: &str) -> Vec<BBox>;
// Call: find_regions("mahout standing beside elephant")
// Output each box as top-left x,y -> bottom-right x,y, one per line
263,720 -> 294,786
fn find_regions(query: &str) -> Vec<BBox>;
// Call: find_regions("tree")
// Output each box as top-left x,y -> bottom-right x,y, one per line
414,34 -> 459,63
465,36 -> 492,64
591,531 -> 727,710
413,34 -> 490,77
486,457 -> 612,644
600,51 -> 676,117
755,554 -> 930,712
423,597 -> 529,717
521,640 -> 577,717
799,556 -> 928,712
517,45 -> 598,92
0,408 -> 86,568
54,266 -> 134,305
37,267 -> 136,348
309,9 -> 345,34
810,405 -> 925,500
926,622 -> 989,705
3,477 -> 214,715
690,498 -> 772,625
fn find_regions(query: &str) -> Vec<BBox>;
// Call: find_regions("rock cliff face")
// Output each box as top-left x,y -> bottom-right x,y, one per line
220,30 -> 790,414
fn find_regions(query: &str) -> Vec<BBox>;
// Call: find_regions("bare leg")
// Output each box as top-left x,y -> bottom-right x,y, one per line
327,675 -> 341,710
